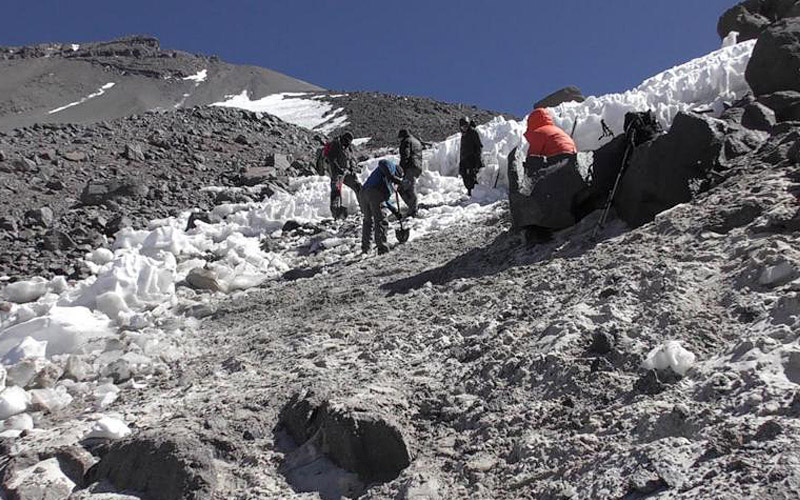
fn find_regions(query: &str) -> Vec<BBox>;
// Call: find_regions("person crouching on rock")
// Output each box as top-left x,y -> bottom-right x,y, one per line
524,108 -> 577,158
328,131 -> 361,220
522,108 -> 578,242
398,129 -> 423,217
458,117 -> 483,197
359,159 -> 404,255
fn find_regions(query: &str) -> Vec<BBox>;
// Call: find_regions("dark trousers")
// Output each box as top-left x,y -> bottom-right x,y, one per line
359,187 -> 388,252
330,172 -> 361,219
459,162 -> 479,192
398,175 -> 418,214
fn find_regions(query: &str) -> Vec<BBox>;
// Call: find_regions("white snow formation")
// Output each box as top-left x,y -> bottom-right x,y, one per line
211,91 -> 349,134
84,416 -> 132,440
0,39 -> 757,436
642,340 -> 697,376
182,69 -> 208,83
48,82 -> 116,115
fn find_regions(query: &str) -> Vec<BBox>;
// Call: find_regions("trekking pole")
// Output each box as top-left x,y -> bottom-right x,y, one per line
591,129 -> 636,240
570,118 -> 579,139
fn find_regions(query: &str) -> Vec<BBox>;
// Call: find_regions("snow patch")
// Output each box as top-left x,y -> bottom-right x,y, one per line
642,340 -> 696,376
85,416 -> 131,440
48,82 -> 116,115
0,306 -> 114,360
182,69 -> 208,83
211,91 -> 349,134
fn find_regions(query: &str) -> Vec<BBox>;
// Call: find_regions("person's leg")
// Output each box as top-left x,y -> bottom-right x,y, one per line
361,197 -> 374,253
399,176 -> 418,216
343,173 -> 361,196
373,197 -> 389,254
330,176 -> 344,218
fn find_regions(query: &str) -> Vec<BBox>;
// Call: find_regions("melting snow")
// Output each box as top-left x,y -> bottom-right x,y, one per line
48,82 -> 116,115
211,91 -> 349,134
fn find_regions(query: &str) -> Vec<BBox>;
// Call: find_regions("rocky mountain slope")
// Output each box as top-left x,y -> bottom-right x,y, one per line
1,2 -> 800,499
0,36 -> 323,131
0,106 -> 322,280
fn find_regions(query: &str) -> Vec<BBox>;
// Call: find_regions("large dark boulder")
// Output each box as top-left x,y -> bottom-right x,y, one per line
507,150 -> 587,230
86,430 -> 217,500
742,102 -> 777,131
278,391 -> 411,485
746,18 -> 800,96
718,0 -> 800,41
614,112 -> 727,228
758,91 -> 800,121
533,86 -> 585,110
80,179 -> 148,205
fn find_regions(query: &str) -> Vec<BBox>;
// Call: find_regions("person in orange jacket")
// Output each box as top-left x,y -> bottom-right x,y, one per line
524,108 -> 577,157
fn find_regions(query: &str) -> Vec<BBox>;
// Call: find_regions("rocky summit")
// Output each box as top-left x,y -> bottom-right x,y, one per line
2,2 -> 800,499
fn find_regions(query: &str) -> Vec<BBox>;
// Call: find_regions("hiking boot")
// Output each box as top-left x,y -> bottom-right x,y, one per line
377,247 -> 389,255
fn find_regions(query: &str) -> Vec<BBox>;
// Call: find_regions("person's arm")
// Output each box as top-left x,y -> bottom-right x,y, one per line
382,200 -> 402,218
378,163 -> 404,184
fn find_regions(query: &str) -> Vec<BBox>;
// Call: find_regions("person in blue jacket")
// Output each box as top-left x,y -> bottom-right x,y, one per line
359,159 -> 404,254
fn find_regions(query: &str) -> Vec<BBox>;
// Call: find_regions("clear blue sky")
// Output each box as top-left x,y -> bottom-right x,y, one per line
6,0 -> 737,116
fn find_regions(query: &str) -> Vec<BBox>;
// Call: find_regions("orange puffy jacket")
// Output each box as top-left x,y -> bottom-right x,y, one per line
524,108 -> 577,156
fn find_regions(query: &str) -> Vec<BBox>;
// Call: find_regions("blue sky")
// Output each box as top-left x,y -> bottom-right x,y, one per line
6,0 -> 737,116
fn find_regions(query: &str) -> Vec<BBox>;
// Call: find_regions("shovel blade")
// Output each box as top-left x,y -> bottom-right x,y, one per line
396,228 -> 410,243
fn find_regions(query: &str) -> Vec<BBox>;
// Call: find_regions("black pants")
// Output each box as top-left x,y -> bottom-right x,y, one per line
398,175 -> 418,214
359,187 -> 389,252
330,172 -> 361,219
459,162 -> 479,192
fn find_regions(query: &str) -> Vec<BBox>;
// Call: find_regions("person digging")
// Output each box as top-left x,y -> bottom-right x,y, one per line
359,159 -> 405,255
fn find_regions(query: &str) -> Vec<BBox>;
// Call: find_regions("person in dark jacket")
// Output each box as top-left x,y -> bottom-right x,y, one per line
359,159 -> 404,255
397,129 -> 423,217
458,117 -> 483,196
327,131 -> 361,220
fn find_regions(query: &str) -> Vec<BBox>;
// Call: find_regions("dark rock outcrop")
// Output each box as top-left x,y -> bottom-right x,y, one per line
533,86 -> 586,110
746,18 -> 800,96
86,430 -> 217,500
742,102 -> 777,131
278,391 -> 411,484
614,112 -> 727,228
758,91 -> 800,121
718,0 -> 800,41
80,180 -> 149,206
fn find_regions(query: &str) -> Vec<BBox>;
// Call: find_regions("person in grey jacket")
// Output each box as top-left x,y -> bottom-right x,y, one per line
327,131 -> 360,219
397,129 -> 423,217
458,117 -> 483,196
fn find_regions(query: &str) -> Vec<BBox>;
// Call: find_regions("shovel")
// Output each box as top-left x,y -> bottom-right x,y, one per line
394,190 -> 410,243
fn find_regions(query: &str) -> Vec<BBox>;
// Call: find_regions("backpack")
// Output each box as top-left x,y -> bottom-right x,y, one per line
314,141 -> 333,176
623,111 -> 662,146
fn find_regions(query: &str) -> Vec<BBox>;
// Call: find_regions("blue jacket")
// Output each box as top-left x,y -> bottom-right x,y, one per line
363,159 -> 403,200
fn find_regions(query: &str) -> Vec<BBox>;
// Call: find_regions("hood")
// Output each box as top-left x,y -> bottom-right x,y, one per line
527,108 -> 554,130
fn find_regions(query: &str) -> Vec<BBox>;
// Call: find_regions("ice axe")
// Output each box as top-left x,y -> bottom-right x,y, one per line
394,189 -> 410,243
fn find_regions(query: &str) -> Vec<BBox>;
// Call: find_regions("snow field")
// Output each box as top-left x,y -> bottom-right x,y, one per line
212,91 -> 349,134
0,39 -> 759,439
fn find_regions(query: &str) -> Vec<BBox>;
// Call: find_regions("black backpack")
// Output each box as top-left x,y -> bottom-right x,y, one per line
623,111 -> 662,146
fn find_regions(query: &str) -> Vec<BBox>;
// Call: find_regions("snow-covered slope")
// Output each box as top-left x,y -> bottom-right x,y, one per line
211,91 -> 349,134
3,36 -> 791,499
